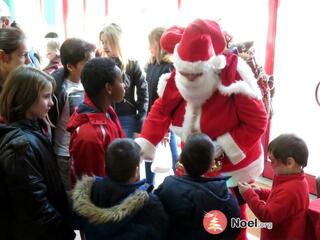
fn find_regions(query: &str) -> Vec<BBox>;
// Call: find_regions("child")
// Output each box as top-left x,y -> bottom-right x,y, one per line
67,57 -> 125,183
0,66 -> 74,240
238,133 -> 310,240
72,138 -> 168,240
43,33 -> 62,74
155,133 -> 240,239
48,38 -> 95,190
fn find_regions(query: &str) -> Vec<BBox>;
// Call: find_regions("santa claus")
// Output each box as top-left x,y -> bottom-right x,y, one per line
136,18 -> 267,238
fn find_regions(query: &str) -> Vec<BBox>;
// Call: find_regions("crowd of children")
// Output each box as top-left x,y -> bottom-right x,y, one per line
0,1 -> 316,239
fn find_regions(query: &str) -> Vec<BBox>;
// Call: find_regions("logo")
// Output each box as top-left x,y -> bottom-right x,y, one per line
203,210 -> 227,234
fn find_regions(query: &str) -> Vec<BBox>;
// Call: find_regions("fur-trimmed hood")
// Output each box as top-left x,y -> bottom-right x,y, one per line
72,176 -> 149,225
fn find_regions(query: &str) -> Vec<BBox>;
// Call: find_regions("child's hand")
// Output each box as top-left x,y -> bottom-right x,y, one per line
238,182 -> 252,195
250,183 -> 261,192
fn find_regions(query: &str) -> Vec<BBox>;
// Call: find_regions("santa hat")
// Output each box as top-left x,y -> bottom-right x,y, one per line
161,19 -> 226,74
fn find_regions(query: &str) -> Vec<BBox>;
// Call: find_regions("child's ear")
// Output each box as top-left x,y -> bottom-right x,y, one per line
66,63 -> 74,73
287,157 -> 296,168
105,82 -> 112,95
134,166 -> 140,181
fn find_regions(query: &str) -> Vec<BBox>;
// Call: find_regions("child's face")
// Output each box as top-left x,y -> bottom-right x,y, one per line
25,84 -> 54,120
46,49 -> 57,61
68,52 -> 94,82
269,153 -> 301,175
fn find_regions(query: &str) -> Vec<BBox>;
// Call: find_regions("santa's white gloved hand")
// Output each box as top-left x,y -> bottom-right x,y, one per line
212,140 -> 224,159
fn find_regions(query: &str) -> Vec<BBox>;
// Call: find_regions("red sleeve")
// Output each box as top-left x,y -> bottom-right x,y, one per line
242,188 -> 295,223
256,188 -> 271,201
140,97 -> 172,146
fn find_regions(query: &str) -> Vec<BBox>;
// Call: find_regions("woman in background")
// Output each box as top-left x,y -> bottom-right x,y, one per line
0,27 -> 30,92
97,23 -> 148,139
0,67 -> 74,240
144,27 -> 179,185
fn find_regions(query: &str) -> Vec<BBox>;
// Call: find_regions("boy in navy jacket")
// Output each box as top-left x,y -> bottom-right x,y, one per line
72,138 -> 168,240
155,133 -> 241,239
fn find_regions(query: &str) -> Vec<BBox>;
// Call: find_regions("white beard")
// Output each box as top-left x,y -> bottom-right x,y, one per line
175,69 -> 219,107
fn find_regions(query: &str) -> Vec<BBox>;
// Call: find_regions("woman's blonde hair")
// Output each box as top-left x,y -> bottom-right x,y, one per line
148,27 -> 172,64
0,66 -> 55,123
99,23 -> 126,71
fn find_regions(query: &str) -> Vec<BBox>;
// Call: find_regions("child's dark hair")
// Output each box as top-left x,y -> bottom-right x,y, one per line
180,133 -> 214,177
81,57 -> 118,99
106,138 -> 141,182
44,32 -> 58,38
60,38 -> 95,76
268,134 -> 308,167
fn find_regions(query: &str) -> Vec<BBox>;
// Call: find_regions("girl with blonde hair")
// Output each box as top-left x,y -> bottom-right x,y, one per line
144,27 -> 179,185
0,66 -> 74,240
98,22 -> 148,139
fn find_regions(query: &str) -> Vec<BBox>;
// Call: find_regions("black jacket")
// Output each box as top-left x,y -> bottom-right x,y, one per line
114,59 -> 148,132
0,120 -> 75,240
72,176 -> 168,240
49,68 -> 68,126
155,175 -> 241,240
145,62 -> 173,112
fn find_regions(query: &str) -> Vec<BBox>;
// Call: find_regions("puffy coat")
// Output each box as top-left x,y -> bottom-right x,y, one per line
0,120 -> 75,240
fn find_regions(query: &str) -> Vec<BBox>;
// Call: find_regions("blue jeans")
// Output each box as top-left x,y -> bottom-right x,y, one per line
145,130 -> 179,185
119,115 -> 137,139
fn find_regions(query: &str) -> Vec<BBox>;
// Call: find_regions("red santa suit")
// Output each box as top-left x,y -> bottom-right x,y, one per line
136,19 -> 267,240
136,19 -> 268,186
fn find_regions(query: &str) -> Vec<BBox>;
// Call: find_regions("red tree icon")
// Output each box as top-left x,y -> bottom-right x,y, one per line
203,210 -> 227,234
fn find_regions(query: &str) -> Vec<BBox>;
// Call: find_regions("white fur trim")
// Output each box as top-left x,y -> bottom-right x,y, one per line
135,137 -> 156,160
157,72 -> 171,97
212,55 -> 226,70
173,44 -> 226,74
175,68 -> 219,107
217,57 -> 262,99
216,132 -> 245,164
181,103 -> 201,141
72,176 -> 149,224
222,150 -> 264,187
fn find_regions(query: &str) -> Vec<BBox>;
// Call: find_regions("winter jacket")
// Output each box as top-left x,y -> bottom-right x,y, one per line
67,99 -> 125,184
154,175 -> 241,240
114,59 -> 148,132
0,120 -> 75,240
242,173 -> 310,240
72,176 -> 168,240
49,67 -> 68,126
145,61 -> 173,112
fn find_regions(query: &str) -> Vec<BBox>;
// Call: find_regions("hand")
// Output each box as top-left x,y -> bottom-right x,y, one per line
249,183 -> 261,192
238,182 -> 252,195
160,132 -> 170,147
